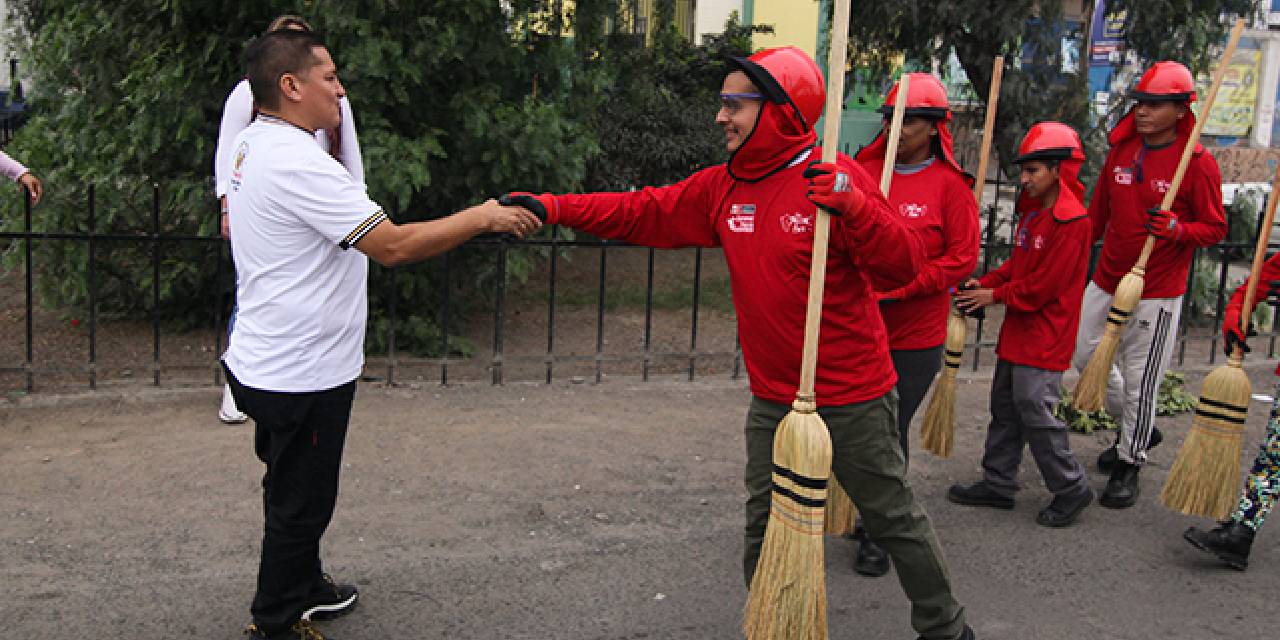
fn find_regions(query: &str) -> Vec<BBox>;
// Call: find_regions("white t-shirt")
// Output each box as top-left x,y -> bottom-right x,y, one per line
223,116 -> 385,392
213,79 -> 365,198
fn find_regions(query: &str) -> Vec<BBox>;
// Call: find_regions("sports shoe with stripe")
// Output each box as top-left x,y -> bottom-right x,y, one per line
302,574 -> 359,621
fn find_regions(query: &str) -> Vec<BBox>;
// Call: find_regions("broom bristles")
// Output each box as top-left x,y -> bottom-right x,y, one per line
823,476 -> 857,535
744,407 -> 832,640
921,311 -> 966,458
1073,330 -> 1119,412
1075,269 -> 1145,411
1160,362 -> 1250,519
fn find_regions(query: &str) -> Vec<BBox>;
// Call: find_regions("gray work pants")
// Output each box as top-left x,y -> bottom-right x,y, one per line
982,360 -> 1089,499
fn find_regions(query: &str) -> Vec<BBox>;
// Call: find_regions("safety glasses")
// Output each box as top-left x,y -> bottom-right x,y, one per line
719,92 -> 764,114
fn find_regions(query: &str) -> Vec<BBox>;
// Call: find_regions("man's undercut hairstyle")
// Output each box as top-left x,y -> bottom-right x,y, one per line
244,30 -> 326,112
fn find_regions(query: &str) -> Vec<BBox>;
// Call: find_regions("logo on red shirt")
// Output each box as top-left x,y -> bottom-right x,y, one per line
1113,166 -> 1133,185
779,211 -> 814,234
1151,179 -> 1171,194
899,202 -> 928,218
727,204 -> 756,233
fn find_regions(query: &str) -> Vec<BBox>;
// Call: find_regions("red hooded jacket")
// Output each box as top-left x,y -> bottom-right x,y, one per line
1089,106 -> 1227,298
856,117 -> 979,350
979,155 -> 1091,371
536,69 -> 923,406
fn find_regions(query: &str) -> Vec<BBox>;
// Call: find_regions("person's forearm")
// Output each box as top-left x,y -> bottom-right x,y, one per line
373,210 -> 488,267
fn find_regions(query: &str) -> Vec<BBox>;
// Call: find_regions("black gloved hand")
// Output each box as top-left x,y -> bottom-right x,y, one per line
956,282 -> 985,319
498,192 -> 549,222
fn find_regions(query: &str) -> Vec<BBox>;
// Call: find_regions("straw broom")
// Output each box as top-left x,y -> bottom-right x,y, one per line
820,75 -> 910,537
1073,19 -> 1246,411
920,55 -> 1003,459
743,2 -> 849,638
1160,162 -> 1280,518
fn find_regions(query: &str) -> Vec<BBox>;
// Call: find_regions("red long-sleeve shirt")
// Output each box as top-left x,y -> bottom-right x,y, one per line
856,159 -> 980,349
979,191 -> 1091,372
1089,135 -> 1226,298
543,148 -> 923,406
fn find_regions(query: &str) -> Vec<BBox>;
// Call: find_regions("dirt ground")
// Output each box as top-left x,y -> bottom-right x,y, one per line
2,363 -> 1277,640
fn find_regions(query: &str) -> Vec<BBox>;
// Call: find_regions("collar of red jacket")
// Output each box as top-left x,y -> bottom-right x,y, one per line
727,99 -> 817,182
1108,103 -> 1203,155
854,117 -> 973,188
1017,154 -> 1087,221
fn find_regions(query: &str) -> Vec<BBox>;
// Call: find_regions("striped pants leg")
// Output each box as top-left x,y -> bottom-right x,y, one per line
1112,296 -> 1182,465
1230,384 -> 1280,531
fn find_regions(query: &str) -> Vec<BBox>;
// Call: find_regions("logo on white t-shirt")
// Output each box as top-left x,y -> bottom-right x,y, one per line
899,202 -> 928,218
780,211 -> 814,234
231,142 -> 248,191
727,204 -> 756,233
1113,166 -> 1133,185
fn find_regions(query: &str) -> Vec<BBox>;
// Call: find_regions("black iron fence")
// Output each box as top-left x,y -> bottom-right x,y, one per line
0,179 -> 1273,394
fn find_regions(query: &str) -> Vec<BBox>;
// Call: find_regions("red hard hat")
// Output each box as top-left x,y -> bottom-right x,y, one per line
879,72 -> 950,119
1014,121 -> 1084,164
1132,61 -> 1197,102
730,46 -> 825,131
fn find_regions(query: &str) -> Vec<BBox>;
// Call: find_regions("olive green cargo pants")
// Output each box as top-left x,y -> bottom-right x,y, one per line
743,392 -> 967,640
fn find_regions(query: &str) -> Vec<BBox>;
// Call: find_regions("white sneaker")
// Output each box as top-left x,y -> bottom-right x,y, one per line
218,384 -> 248,424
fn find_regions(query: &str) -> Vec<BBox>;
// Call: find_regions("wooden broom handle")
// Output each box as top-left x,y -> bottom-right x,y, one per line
878,75 -> 910,195
1134,18 -> 1245,271
1237,163 -> 1280,352
796,0 -> 852,399
972,56 -> 1003,202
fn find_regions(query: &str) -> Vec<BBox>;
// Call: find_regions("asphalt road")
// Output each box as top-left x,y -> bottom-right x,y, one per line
1,371 -> 1274,639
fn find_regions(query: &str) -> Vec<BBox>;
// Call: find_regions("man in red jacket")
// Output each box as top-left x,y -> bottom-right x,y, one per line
505,47 -> 973,640
1073,62 -> 1227,509
851,72 -> 980,576
950,122 -> 1094,527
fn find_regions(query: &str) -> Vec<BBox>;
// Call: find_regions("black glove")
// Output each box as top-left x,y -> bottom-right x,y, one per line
1224,320 -> 1256,357
1267,280 -> 1280,308
498,192 -> 549,222
956,282 -> 985,319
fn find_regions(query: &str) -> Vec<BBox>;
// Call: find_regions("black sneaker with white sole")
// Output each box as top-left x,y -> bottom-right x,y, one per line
302,574 -> 358,621
1096,426 -> 1163,473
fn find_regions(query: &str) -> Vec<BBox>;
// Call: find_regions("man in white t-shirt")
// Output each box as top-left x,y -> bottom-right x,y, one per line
225,30 -> 540,640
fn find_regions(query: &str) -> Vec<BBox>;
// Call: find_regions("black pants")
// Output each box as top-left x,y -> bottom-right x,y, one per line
225,364 -> 356,635
890,345 -> 945,465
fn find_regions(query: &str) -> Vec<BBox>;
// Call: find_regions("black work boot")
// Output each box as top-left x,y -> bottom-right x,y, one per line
853,530 -> 891,577
1183,521 -> 1255,570
302,573 -> 359,621
1099,461 -> 1140,508
1036,487 -> 1094,527
1097,426 -> 1163,473
946,481 -> 1015,509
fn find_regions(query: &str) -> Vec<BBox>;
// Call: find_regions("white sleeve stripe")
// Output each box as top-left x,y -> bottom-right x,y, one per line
339,210 -> 387,249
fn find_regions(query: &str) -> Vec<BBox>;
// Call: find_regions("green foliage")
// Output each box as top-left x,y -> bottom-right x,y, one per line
1157,371 -> 1198,416
1055,371 -> 1195,433
0,1 -> 752,355
838,1 -> 1254,186
1054,386 -> 1119,434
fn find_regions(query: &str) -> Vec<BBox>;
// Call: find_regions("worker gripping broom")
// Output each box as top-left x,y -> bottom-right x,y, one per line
503,44 -> 975,640
847,72 -> 980,577
1071,61 -> 1228,510
948,123 -> 1094,528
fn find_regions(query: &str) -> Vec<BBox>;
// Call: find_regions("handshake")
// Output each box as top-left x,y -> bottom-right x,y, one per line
473,193 -> 554,240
